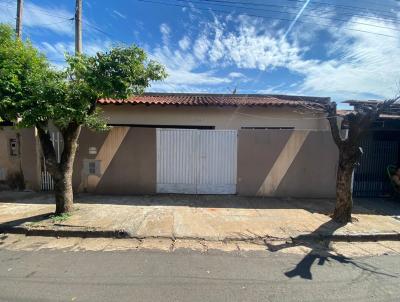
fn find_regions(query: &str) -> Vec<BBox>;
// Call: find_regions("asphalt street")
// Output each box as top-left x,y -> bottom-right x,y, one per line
0,248 -> 399,302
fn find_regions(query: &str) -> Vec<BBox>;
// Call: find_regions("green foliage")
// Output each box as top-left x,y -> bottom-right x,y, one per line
0,24 -> 52,124
0,23 -> 167,131
50,212 -> 71,223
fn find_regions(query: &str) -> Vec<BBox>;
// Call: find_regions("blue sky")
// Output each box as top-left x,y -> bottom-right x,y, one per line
1,0 -> 400,106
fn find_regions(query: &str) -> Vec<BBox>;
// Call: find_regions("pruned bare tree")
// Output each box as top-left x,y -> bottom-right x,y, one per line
327,96 -> 400,223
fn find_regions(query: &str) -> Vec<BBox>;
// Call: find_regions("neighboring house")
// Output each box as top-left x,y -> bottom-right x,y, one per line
342,100 -> 400,197
0,93 -> 339,198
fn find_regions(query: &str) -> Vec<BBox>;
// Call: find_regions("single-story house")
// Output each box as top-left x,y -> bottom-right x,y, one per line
0,93 -> 339,198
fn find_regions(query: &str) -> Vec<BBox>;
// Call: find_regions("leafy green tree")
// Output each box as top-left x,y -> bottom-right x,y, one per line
0,24 -> 167,214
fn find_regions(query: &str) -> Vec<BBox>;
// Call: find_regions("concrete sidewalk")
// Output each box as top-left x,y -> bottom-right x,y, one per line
0,192 -> 399,242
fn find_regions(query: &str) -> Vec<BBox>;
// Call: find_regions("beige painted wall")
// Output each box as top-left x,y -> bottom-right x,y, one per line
0,129 -> 20,184
73,127 -> 156,194
100,105 -> 330,130
0,128 -> 40,190
20,128 -> 41,190
72,126 -> 337,197
1,115 -> 336,197
237,129 -> 338,198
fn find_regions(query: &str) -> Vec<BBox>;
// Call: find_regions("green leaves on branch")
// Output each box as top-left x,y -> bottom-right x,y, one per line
0,24 -> 51,125
0,23 -> 167,131
67,46 -> 167,100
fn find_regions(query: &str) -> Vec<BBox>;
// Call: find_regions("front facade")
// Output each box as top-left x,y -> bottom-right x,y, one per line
0,93 -> 338,198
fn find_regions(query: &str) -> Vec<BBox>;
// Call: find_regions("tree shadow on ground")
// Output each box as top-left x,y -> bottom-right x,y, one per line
0,213 -> 52,232
265,219 -> 397,280
0,191 -> 393,216
0,234 -> 8,246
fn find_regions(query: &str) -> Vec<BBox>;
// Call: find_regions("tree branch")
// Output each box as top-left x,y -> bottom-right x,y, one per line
36,124 -> 59,176
377,95 -> 400,114
326,102 -> 344,148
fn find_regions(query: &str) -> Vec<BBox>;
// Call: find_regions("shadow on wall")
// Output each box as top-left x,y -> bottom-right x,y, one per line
0,171 -> 25,191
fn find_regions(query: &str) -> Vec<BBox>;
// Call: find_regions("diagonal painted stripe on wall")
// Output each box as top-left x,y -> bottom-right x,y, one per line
87,127 -> 129,190
256,131 -> 310,196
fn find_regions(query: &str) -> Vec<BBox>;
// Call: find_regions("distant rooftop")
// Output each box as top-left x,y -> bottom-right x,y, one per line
344,99 -> 383,105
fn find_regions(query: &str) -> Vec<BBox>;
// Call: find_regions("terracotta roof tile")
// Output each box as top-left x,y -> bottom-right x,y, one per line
98,93 -> 329,108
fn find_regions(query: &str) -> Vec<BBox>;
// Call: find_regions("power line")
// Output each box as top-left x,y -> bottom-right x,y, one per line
197,0 -> 400,24
136,0 -> 399,97
287,0 -> 399,18
20,2 -> 73,20
201,0 -> 400,13
83,21 -> 127,44
32,18 -> 74,27
0,1 -> 73,20
83,20 -> 147,49
184,0 -> 400,32
0,3 -> 75,27
136,0 -> 399,38
0,5 -> 75,27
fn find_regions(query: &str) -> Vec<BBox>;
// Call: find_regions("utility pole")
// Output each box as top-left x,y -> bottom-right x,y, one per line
15,0 -> 25,183
75,0 -> 82,54
16,0 -> 23,39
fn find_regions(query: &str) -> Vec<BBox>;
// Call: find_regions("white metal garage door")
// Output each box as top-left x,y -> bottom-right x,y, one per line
156,129 -> 237,194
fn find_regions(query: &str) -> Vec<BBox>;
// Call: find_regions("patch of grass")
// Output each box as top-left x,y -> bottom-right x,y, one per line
50,213 -> 72,223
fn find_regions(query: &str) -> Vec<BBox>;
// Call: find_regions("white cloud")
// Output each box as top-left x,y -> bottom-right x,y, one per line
84,39 -> 114,56
160,23 -> 171,45
193,34 -> 210,60
148,17 -> 301,92
208,21 -> 226,63
150,45 -> 231,90
293,17 -> 400,99
41,39 -> 113,57
228,72 -> 245,78
40,39 -> 113,69
160,23 -> 170,35
41,41 -> 74,58
158,14 -> 400,100
189,17 -> 303,71
178,36 -> 190,50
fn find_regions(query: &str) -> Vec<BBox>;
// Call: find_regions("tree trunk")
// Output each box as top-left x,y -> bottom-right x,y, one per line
326,99 -> 396,224
332,155 -> 354,224
53,166 -> 74,214
37,123 -> 81,215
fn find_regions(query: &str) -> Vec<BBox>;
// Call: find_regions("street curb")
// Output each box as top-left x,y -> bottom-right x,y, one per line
293,233 -> 400,242
1,225 -> 400,242
0,226 -> 129,239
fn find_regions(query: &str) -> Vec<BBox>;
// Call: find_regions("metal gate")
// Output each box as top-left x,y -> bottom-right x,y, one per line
41,132 -> 62,191
156,129 -> 237,194
353,131 -> 399,197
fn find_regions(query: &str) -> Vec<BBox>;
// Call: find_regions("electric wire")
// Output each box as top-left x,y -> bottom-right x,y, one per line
179,0 -> 400,32
197,0 -> 400,24
136,0 -> 399,38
